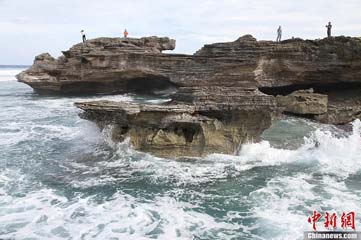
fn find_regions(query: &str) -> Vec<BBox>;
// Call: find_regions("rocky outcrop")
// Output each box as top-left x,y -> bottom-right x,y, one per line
275,88 -> 361,125
16,37 -> 177,94
17,35 -> 361,157
276,89 -> 328,115
315,89 -> 361,125
75,99 -> 273,158
18,35 -> 361,97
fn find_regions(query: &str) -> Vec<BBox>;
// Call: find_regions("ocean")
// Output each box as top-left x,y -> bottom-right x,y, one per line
0,65 -> 360,239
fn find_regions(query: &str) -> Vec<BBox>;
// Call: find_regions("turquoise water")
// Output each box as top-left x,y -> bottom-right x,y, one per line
1,67 -> 361,239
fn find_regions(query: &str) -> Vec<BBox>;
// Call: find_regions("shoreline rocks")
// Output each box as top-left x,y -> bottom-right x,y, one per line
75,100 -> 273,158
17,35 -> 361,157
276,89 -> 328,115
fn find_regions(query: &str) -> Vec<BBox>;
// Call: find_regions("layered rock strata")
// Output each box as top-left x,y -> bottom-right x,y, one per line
75,99 -> 273,158
276,89 -> 328,115
17,35 -> 361,157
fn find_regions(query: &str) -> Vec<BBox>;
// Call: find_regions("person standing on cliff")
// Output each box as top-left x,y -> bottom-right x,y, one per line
124,29 -> 128,38
81,30 -> 86,43
276,26 -> 282,42
326,22 -> 332,37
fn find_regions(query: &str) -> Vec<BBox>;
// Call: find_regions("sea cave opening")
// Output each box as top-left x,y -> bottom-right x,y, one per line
258,82 -> 361,96
59,74 -> 179,95
124,75 -> 178,95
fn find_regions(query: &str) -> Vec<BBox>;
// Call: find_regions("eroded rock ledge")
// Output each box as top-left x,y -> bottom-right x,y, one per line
16,36 -> 177,94
75,99 -> 273,158
18,35 -> 361,157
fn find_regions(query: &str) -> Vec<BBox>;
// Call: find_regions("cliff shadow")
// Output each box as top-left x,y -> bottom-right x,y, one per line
50,74 -> 179,96
258,82 -> 361,97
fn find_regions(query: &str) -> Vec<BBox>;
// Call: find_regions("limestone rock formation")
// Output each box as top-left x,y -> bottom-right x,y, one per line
17,35 -> 361,157
276,89 -> 328,115
18,35 -> 361,98
75,100 -> 273,158
17,37 -> 177,94
315,89 -> 361,125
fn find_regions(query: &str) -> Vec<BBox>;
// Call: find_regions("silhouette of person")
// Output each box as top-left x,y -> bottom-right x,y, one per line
276,26 -> 282,42
326,22 -> 332,37
80,30 -> 86,43
124,29 -> 128,38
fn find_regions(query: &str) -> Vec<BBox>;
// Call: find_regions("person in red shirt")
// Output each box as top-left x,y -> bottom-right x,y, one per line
124,29 -> 128,38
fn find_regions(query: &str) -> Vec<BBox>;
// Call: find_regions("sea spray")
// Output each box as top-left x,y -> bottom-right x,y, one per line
1,78 -> 361,239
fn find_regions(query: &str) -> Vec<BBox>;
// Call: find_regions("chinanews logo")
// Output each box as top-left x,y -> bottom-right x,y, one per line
304,211 -> 361,240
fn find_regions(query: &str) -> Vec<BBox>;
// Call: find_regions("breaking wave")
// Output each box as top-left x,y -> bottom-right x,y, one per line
0,66 -> 27,81
0,79 -> 361,239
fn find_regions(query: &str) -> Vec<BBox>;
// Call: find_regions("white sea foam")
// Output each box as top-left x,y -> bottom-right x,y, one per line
226,120 -> 361,239
248,173 -> 361,239
67,119 -> 361,189
304,119 -> 361,176
0,188 -> 240,240
3,121 -> 360,240
0,92 -> 133,149
1,78 -> 361,239
0,68 -> 26,81
234,119 -> 361,177
0,69 -> 23,76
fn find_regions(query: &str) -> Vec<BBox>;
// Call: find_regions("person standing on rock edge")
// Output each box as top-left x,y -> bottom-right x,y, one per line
124,29 -> 128,38
326,22 -> 332,37
81,30 -> 86,43
276,26 -> 282,42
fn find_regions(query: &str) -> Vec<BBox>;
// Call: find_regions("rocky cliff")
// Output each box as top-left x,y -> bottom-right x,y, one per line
17,37 -> 177,94
75,100 -> 273,158
18,35 -> 361,157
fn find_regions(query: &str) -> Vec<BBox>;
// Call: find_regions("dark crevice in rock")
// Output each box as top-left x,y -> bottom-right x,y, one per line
282,111 -> 317,119
259,82 -> 361,96
117,126 -> 130,135
170,123 -> 201,143
125,75 -> 178,94
112,125 -> 130,142
196,110 -> 229,122
80,57 -> 90,64
55,75 -> 179,95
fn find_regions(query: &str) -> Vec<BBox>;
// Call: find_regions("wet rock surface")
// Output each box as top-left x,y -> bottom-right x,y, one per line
75,100 -> 273,158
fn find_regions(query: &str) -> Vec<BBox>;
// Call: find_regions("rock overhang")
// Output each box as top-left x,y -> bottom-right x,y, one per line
17,34 -> 361,157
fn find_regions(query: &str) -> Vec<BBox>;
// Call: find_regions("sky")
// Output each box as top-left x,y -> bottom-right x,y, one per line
1,0 -> 361,65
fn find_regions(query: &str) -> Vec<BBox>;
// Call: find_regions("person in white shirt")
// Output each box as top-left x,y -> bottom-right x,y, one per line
81,30 -> 86,43
276,26 -> 282,42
